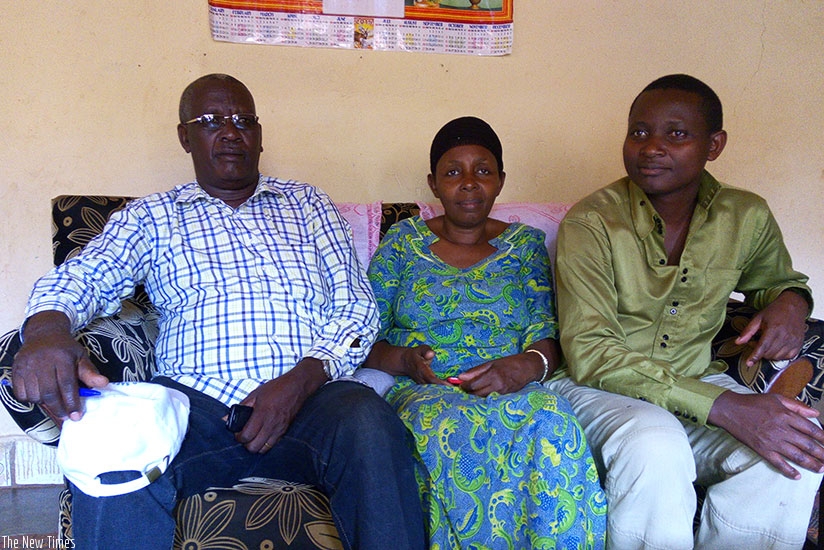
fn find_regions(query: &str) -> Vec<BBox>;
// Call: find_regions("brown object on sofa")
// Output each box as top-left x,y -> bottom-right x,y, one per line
766,358 -> 815,399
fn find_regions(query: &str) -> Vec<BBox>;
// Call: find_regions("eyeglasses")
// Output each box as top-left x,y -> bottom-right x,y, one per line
183,113 -> 259,131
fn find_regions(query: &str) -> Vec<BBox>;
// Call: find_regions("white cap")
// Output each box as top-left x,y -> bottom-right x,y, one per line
57,382 -> 190,497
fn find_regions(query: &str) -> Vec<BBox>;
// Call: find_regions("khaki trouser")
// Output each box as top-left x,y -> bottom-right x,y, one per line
549,374 -> 822,549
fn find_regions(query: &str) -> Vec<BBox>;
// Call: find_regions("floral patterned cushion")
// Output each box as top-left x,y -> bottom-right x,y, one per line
379,202 -> 420,241
51,195 -> 135,266
57,479 -> 341,549
173,478 -> 340,549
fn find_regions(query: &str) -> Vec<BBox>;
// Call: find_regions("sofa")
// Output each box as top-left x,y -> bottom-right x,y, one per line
1,195 -> 822,548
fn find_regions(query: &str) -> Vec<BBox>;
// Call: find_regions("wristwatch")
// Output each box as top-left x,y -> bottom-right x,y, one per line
321,359 -> 333,380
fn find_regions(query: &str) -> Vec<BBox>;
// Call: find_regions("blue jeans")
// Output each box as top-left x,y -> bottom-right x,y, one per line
70,378 -> 426,549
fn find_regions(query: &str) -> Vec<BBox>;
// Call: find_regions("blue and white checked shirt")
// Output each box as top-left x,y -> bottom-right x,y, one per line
25,176 -> 379,405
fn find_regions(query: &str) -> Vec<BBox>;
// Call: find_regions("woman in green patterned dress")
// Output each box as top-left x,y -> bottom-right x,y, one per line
363,117 -> 607,549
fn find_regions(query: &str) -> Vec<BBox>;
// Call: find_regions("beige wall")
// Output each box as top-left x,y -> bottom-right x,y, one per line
1,1 -> 822,437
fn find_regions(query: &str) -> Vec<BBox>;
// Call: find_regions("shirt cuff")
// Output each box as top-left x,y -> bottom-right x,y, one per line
306,335 -> 368,379
668,376 -> 728,426
21,301 -> 82,337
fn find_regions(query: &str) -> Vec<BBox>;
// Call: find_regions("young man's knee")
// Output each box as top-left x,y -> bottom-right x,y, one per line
605,424 -> 696,484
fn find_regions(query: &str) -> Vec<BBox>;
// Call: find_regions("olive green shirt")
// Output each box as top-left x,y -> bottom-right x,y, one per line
554,171 -> 812,426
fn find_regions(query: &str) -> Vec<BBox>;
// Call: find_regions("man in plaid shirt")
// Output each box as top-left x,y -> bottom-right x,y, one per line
12,73 -> 425,550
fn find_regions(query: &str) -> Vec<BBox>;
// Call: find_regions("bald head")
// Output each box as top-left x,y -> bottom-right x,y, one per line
179,74 -> 254,123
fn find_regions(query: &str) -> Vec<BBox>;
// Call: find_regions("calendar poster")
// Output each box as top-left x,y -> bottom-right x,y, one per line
208,0 -> 514,56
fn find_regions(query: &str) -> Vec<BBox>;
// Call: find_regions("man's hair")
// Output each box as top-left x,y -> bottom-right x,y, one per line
631,74 -> 723,134
178,74 -> 251,123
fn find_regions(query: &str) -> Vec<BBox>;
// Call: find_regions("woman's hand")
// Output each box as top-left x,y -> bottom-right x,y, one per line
401,345 -> 444,385
453,353 -> 542,396
363,340 -> 446,385
453,339 -> 560,397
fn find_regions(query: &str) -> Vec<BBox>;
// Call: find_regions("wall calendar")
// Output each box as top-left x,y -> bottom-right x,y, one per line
209,0 -> 513,56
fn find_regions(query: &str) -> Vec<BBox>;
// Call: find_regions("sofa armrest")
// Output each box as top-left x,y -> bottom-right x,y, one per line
0,330 -> 61,444
0,294 -> 159,445
711,300 -> 824,405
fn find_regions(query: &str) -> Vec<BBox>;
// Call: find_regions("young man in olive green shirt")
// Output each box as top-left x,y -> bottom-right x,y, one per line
550,74 -> 824,549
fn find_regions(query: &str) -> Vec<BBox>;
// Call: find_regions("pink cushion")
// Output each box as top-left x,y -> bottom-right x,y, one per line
336,201 -> 384,268
337,202 -> 572,266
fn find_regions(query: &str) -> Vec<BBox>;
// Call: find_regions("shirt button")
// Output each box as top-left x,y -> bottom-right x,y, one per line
681,276 -> 687,282
662,334 -> 669,340
660,342 -> 667,348
672,301 -> 679,306
670,308 -> 677,315
682,268 -> 689,274
659,259 -> 666,265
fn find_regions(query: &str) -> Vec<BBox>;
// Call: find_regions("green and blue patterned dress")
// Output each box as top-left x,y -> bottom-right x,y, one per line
367,216 -> 607,550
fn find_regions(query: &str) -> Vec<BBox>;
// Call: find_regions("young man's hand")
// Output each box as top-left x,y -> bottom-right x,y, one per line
735,290 -> 809,367
708,390 -> 824,479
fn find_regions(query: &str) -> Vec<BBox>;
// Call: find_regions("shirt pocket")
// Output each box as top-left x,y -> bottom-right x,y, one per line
698,267 -> 742,332
155,232 -> 244,307
259,234 -> 325,306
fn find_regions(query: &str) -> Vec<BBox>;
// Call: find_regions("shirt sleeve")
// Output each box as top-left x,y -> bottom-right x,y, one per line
303,189 -> 380,377
555,215 -> 725,426
23,204 -> 154,333
735,206 -> 812,313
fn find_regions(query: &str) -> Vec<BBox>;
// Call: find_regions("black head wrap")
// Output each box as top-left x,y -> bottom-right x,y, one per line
429,116 -> 503,174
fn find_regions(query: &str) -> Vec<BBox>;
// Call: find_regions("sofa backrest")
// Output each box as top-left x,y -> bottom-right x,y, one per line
52,196 -> 135,266
51,195 -> 572,269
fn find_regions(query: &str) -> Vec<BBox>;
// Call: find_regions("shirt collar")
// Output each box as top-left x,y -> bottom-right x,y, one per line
628,180 -> 657,239
175,174 -> 282,205
255,176 -> 284,199
696,171 -> 720,210
628,170 -> 721,239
